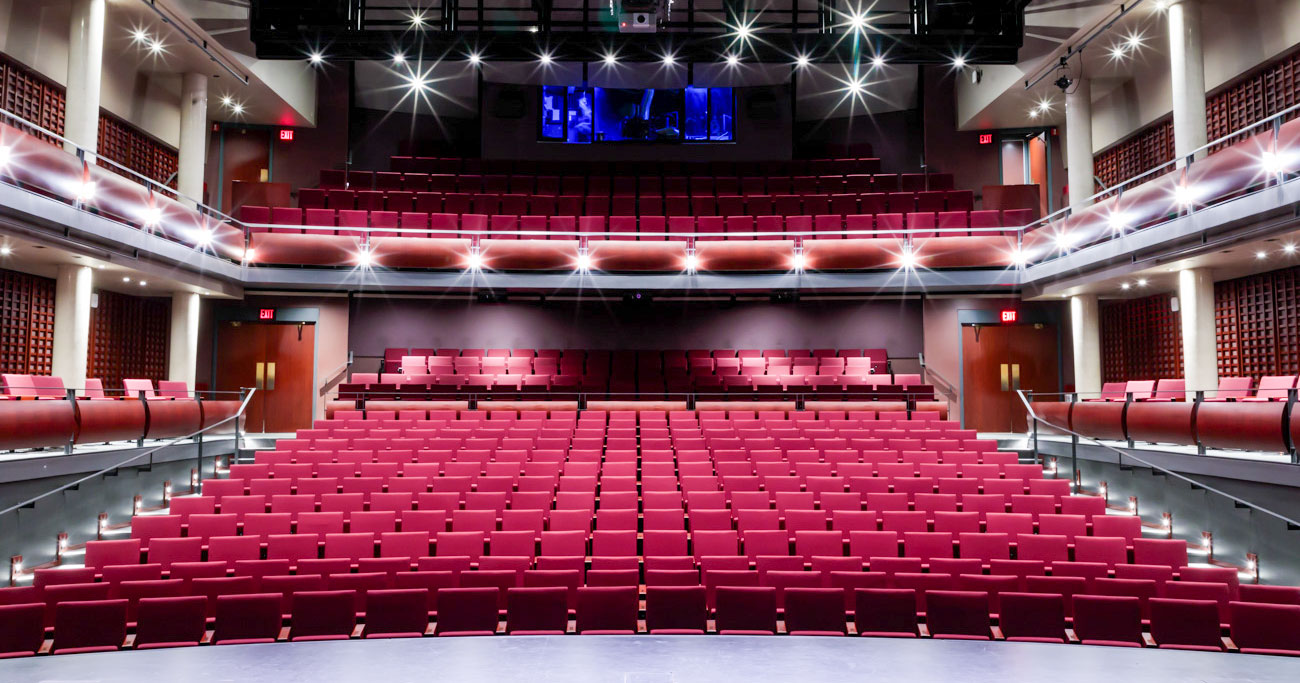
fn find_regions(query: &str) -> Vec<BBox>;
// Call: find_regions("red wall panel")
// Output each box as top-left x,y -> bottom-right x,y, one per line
0,268 -> 55,375
1099,293 -> 1183,382
1216,265 -> 1300,378
88,290 -> 170,391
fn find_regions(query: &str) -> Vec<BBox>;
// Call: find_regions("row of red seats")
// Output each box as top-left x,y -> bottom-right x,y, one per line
241,208 -> 1024,238
386,357 -> 896,376
382,347 -> 891,364
9,586 -> 1296,653
383,155 -> 884,177
293,189 -> 974,216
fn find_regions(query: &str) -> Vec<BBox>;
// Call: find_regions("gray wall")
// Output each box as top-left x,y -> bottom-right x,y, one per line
347,297 -> 924,357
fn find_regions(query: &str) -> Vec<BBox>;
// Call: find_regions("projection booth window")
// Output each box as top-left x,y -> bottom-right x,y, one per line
541,86 -> 733,143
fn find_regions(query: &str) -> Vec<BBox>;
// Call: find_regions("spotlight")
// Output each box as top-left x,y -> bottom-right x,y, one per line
308,52 -> 324,66
794,54 -> 811,68
123,276 -> 131,283
847,79 -> 865,95
1121,282 -> 1131,290
139,280 -> 147,286
791,252 -> 806,271
684,253 -> 699,271
1126,33 -> 1144,51
1137,278 -> 1147,286
898,248 -> 916,270
1256,250 -> 1268,260
575,252 -> 592,271
148,40 -> 164,56
0,145 -> 10,168
0,246 -> 10,256
735,23 -> 753,39
725,54 -> 740,67
76,182 -> 96,203
392,52 -> 406,64
1261,151 -> 1287,175
405,73 -> 430,93
409,11 -> 426,28
1054,231 -> 1077,251
195,230 -> 213,248
1173,183 -> 1196,206
466,251 -> 484,270
849,12 -> 870,32
1107,211 -> 1128,232
467,52 -> 482,65
952,55 -> 967,69
131,28 -> 149,44
603,52 -> 617,66
1110,45 -> 1127,61
220,94 -> 233,108
871,55 -> 886,69
662,53 -> 676,66
539,52 -> 553,65
142,206 -> 162,227
1284,243 -> 1296,255
1009,248 -> 1027,267
356,249 -> 373,268
231,102 -> 244,116
1028,108 -> 1040,119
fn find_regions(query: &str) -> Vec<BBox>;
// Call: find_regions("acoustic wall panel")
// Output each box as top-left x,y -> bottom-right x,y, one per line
0,268 -> 56,375
1216,265 -> 1300,378
1099,293 -> 1183,382
88,290 -> 170,391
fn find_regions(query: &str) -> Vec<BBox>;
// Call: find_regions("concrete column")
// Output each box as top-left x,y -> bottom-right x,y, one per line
1168,0 -> 1208,160
1070,294 -> 1102,398
52,265 -> 93,390
1178,268 -> 1218,397
168,291 -> 201,388
63,0 -> 106,158
178,73 -> 209,205
1066,77 -> 1095,209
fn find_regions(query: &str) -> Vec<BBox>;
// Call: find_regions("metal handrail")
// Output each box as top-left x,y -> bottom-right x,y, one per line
0,388 -> 256,518
1022,98 -> 1300,236
1015,388 -> 1300,530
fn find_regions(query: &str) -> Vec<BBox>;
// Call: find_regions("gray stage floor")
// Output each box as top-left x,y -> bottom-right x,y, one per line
2,636 -> 1298,682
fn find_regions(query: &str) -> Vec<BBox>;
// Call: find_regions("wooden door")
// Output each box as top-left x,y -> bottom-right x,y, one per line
214,321 -> 315,433
962,324 -> 1059,432
263,323 -> 315,433
214,322 -> 267,430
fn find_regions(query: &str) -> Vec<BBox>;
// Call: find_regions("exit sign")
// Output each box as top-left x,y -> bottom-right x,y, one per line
978,133 -> 993,145
1000,309 -> 1018,323
279,129 -> 294,141
258,308 -> 276,320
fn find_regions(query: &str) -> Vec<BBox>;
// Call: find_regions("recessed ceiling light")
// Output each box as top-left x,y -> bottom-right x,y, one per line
467,52 -> 482,65
308,52 -> 324,66
1121,282 -> 1131,290
725,54 -> 739,66
662,54 -> 676,66
1284,243 -> 1296,254
952,55 -> 967,69
139,280 -> 147,286
123,276 -> 131,282
1256,250 -> 1269,260
392,52 -> 405,64
871,55 -> 886,69
1137,278 -> 1147,286
794,55 -> 810,68
539,52 -> 553,65
0,246 -> 10,256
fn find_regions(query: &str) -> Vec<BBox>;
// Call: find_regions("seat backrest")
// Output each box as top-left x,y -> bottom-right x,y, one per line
1124,380 -> 1155,400
1098,382 -> 1126,400
1,374 -> 36,397
123,379 -> 157,398
1215,376 -> 1253,398
157,380 -> 189,398
1256,375 -> 1297,399
1151,378 -> 1184,400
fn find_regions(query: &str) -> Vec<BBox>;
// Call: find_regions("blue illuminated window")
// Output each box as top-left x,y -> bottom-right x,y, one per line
541,86 -> 733,143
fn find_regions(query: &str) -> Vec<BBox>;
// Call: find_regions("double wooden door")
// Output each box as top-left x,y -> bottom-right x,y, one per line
215,321 -> 315,433
961,323 -> 1060,432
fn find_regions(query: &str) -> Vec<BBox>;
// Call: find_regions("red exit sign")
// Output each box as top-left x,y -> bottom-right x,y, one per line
279,129 -> 294,141
1000,309 -> 1018,323
978,133 -> 993,145
258,308 -> 276,320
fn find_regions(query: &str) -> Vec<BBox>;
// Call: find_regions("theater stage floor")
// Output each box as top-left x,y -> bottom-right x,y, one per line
3,636 -> 1298,682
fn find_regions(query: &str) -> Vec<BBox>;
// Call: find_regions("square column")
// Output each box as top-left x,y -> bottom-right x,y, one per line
1070,294 -> 1102,397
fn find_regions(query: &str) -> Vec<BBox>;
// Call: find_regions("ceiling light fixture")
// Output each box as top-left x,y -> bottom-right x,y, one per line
467,52 -> 482,66
795,55 -> 811,68
725,54 -> 740,67
308,52 -> 325,66
952,55 -> 967,69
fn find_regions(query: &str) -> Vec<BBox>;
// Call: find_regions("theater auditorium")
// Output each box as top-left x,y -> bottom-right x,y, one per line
1,0 -> 1300,680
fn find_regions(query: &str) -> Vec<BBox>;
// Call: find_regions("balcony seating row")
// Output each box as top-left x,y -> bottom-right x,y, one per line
1033,376 -> 1300,452
294,189 -> 976,216
0,377 -> 240,451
